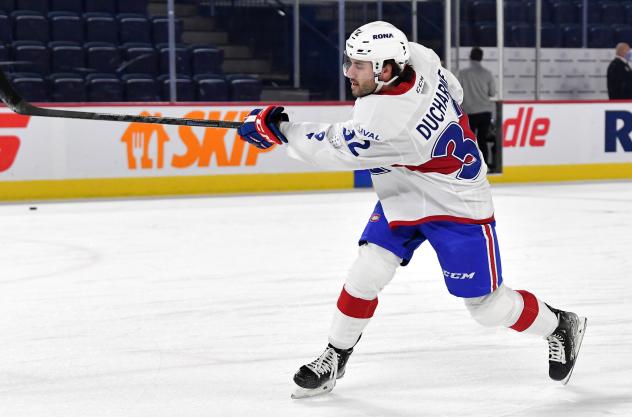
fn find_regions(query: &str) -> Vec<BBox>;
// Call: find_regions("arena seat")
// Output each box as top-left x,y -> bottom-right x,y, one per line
121,42 -> 157,75
157,43 -> 191,75
49,72 -> 85,101
122,73 -> 160,101
85,41 -> 121,72
86,72 -> 123,101
49,11 -> 83,42
12,40 -> 49,73
12,11 -> 49,42
118,13 -> 150,44
50,40 -> 85,72
194,74 -> 229,101
84,12 -> 118,43
190,45 -> 223,75
158,74 -> 195,101
9,72 -> 48,101
227,75 -> 262,101
150,16 -> 183,44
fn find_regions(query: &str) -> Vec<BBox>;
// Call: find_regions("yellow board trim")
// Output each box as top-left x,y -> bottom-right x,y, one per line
0,172 -> 353,201
489,162 -> 632,183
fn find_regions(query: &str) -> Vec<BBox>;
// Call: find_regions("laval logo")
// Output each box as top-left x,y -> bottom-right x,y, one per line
604,111 -> 632,152
502,107 -> 550,148
0,113 -> 30,173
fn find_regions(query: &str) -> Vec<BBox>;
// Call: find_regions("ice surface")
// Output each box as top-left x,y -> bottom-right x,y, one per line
1,181 -> 631,417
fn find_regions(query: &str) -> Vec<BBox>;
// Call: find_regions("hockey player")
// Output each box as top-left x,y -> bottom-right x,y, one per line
237,21 -> 587,399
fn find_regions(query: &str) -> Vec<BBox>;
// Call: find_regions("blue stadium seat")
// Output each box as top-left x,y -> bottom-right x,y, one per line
150,16 -> 183,44
561,23 -> 582,47
613,24 -> 632,44
84,12 -> 118,43
190,46 -> 223,75
506,23 -> 534,47
157,43 -> 191,75
0,12 -> 11,42
227,75 -> 262,101
118,13 -> 150,44
85,41 -> 121,72
194,74 -> 228,101
122,74 -> 159,101
470,0 -> 495,23
9,72 -> 48,101
49,72 -> 85,101
86,72 -> 123,101
12,40 -> 49,73
473,22 -> 496,46
0,0 -> 15,12
117,0 -> 147,14
121,42 -> 157,75
587,24 -> 613,48
12,11 -> 49,42
51,0 -> 83,13
541,23 -> 562,47
49,41 -> 84,73
551,1 -> 578,24
158,74 -> 195,101
601,1 -> 625,25
16,0 -> 48,13
49,11 -> 83,42
84,0 -> 116,14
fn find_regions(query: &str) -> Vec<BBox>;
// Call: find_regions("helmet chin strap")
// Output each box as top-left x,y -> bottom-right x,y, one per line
374,74 -> 400,93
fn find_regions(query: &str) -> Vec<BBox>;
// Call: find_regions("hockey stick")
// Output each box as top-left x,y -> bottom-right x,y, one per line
0,68 -> 242,129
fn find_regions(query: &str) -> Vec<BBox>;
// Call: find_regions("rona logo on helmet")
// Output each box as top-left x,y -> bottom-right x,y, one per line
373,33 -> 394,39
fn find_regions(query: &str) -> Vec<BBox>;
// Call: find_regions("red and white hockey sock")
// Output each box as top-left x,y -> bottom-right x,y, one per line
328,285 -> 378,349
509,290 -> 558,337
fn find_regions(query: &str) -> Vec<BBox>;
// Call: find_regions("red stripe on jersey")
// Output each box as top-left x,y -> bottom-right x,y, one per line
483,224 -> 498,291
510,290 -> 539,332
336,287 -> 378,319
389,215 -> 495,228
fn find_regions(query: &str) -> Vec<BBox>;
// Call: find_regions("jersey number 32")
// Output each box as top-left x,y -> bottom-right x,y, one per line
431,122 -> 482,180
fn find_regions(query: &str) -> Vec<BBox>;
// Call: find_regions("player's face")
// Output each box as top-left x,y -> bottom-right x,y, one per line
344,58 -> 376,97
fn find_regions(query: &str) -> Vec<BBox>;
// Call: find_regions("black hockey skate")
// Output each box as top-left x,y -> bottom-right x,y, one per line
291,343 -> 354,399
546,306 -> 587,384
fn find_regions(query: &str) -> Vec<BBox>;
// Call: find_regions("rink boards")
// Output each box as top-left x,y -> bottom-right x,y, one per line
1,100 -> 631,200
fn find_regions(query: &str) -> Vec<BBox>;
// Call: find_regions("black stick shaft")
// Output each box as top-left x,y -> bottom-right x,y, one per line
0,69 -> 243,129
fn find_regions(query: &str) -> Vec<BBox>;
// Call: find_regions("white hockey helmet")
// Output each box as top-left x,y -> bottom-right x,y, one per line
343,21 -> 411,92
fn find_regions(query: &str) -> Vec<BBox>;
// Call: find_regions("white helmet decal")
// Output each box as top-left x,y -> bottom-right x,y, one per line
343,21 -> 410,92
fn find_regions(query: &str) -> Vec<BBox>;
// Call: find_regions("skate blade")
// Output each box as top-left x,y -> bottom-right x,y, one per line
561,316 -> 588,385
290,380 -> 336,399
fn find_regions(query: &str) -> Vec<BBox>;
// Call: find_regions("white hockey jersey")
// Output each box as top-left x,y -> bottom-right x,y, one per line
279,42 -> 494,227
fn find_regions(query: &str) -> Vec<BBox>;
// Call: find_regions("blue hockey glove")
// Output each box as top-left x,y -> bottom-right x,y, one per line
237,105 -> 289,149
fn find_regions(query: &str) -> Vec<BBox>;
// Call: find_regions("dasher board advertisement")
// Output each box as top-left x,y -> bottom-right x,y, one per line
0,103 -> 353,181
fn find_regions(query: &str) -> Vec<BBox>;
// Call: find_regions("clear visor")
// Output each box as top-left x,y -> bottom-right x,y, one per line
342,51 -> 352,76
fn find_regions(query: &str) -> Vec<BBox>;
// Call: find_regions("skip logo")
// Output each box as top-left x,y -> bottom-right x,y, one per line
503,107 -> 549,147
0,113 -> 30,173
373,33 -> 394,39
443,270 -> 475,280
121,110 -> 271,169
605,111 -> 632,152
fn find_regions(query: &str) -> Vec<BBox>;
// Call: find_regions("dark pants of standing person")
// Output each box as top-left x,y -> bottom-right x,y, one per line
468,112 -> 493,168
